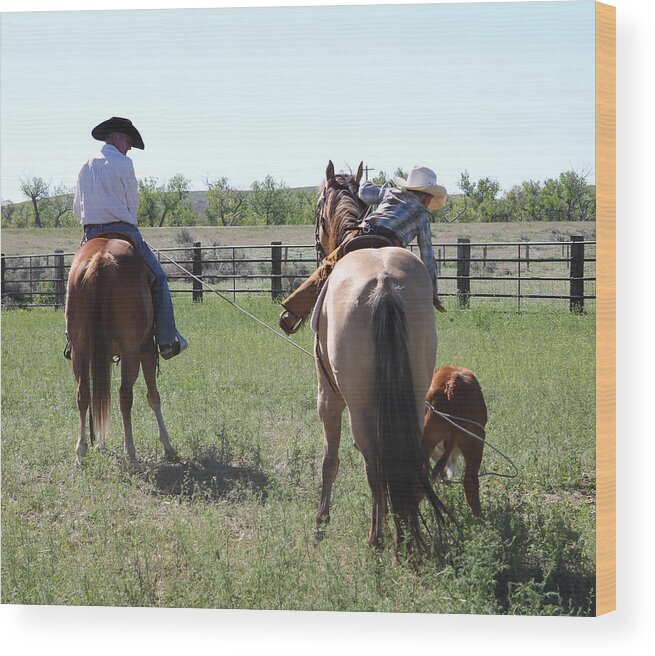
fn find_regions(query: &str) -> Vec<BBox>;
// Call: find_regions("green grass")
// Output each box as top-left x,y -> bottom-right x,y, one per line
1,297 -> 596,614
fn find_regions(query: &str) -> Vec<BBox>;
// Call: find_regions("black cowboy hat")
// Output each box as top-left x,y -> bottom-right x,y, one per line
91,117 -> 145,150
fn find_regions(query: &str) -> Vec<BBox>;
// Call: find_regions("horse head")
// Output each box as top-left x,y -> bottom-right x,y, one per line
315,160 -> 366,257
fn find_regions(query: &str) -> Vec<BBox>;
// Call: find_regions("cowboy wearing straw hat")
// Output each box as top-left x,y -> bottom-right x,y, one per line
67,117 -> 187,360
279,165 -> 447,335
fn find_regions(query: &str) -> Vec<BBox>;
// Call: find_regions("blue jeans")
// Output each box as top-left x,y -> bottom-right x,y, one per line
83,223 -> 177,345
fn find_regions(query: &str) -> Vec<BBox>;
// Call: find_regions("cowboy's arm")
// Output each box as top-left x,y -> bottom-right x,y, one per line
123,158 -> 139,216
73,175 -> 82,221
417,216 -> 445,312
358,181 -> 385,206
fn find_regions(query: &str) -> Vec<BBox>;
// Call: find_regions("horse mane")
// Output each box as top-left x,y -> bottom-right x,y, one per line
316,173 -> 366,254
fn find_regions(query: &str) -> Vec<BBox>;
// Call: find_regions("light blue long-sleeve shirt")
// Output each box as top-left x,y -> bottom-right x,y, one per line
358,181 -> 439,295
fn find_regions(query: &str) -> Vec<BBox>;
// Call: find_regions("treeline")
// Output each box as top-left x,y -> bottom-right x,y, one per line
1,168 -> 594,229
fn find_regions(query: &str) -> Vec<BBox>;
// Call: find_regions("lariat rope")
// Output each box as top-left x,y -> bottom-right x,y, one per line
425,401 -> 518,479
148,241 -> 517,479
145,242 -> 315,359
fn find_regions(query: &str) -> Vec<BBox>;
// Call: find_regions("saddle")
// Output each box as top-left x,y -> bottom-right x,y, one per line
342,233 -> 395,255
84,229 -> 138,251
84,231 -> 154,286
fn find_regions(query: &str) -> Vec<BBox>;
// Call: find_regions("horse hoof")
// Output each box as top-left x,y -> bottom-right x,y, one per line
126,458 -> 142,473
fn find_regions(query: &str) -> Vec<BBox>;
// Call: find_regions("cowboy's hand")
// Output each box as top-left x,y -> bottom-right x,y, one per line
433,295 -> 446,313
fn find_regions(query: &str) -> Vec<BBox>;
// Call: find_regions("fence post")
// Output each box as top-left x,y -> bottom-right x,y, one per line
525,242 -> 530,271
192,242 -> 203,303
457,238 -> 471,308
54,250 -> 65,308
570,235 -> 584,313
1,253 -> 5,293
271,241 -> 283,300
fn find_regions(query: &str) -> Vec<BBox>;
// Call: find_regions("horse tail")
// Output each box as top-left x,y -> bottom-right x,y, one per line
81,251 -> 118,446
370,280 -> 447,550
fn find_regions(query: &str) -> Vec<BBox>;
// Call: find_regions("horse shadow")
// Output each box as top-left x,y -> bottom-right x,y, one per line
141,445 -> 269,504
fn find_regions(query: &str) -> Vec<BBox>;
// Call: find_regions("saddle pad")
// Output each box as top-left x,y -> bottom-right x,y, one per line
311,278 -> 330,333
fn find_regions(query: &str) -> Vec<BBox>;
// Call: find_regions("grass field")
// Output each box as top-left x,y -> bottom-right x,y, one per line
1,293 -> 596,615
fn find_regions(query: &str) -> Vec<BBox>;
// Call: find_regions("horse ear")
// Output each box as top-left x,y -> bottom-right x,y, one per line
355,161 -> 364,184
326,160 -> 335,182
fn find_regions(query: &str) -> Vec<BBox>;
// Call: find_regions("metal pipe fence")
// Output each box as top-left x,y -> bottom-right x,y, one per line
1,237 -> 596,312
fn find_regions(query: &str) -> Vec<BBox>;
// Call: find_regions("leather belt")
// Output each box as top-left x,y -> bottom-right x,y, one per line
83,221 -> 127,231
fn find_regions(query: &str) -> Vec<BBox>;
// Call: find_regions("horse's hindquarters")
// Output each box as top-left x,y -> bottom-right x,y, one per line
322,248 -> 436,410
318,248 -> 440,548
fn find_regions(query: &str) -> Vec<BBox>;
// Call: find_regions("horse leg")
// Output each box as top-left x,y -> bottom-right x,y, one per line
462,443 -> 483,517
141,346 -> 176,460
119,353 -> 141,470
315,375 -> 346,531
433,437 -> 455,479
72,349 -> 90,465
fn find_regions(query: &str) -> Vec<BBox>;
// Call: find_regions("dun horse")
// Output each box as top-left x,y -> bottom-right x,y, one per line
313,163 -> 447,554
66,237 -> 176,469
423,366 -> 487,516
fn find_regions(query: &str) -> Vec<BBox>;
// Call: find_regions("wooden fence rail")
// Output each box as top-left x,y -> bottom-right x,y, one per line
1,237 -> 596,312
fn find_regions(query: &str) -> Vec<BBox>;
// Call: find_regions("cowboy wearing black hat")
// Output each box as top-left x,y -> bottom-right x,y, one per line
69,117 -> 187,360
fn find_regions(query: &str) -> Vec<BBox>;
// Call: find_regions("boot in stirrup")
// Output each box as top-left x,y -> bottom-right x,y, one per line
279,308 -> 304,335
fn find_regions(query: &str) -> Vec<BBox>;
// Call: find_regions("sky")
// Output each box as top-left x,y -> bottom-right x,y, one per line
0,0 -> 596,203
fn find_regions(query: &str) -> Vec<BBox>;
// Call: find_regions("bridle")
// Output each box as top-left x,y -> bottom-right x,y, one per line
314,176 -> 366,259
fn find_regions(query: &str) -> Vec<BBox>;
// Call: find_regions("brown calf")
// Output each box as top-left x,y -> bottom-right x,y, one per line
423,367 -> 487,516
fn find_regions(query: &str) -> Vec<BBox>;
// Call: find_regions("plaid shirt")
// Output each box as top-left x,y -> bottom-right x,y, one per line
358,181 -> 438,295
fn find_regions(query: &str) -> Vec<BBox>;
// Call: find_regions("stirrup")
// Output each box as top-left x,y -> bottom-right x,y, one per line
159,333 -> 188,360
64,341 -> 72,360
278,309 -> 304,335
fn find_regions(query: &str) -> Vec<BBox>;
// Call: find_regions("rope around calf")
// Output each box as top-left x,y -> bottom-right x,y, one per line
425,401 -> 518,479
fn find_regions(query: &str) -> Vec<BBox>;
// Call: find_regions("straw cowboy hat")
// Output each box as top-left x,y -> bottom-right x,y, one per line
91,117 -> 145,150
394,166 -> 448,210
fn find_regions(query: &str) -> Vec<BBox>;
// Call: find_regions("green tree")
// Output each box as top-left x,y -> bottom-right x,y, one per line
137,175 -> 193,227
285,188 -> 317,225
158,174 -> 191,227
1,199 -> 18,227
205,177 -> 246,226
20,177 -> 49,228
457,171 -> 502,222
137,177 -> 160,227
503,180 -> 543,222
249,176 -> 291,225
539,169 -> 595,222
42,184 -> 75,227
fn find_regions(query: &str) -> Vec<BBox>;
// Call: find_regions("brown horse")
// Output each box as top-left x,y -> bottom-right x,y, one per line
313,171 -> 447,555
423,367 -> 487,516
66,237 -> 176,469
315,160 -> 367,257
